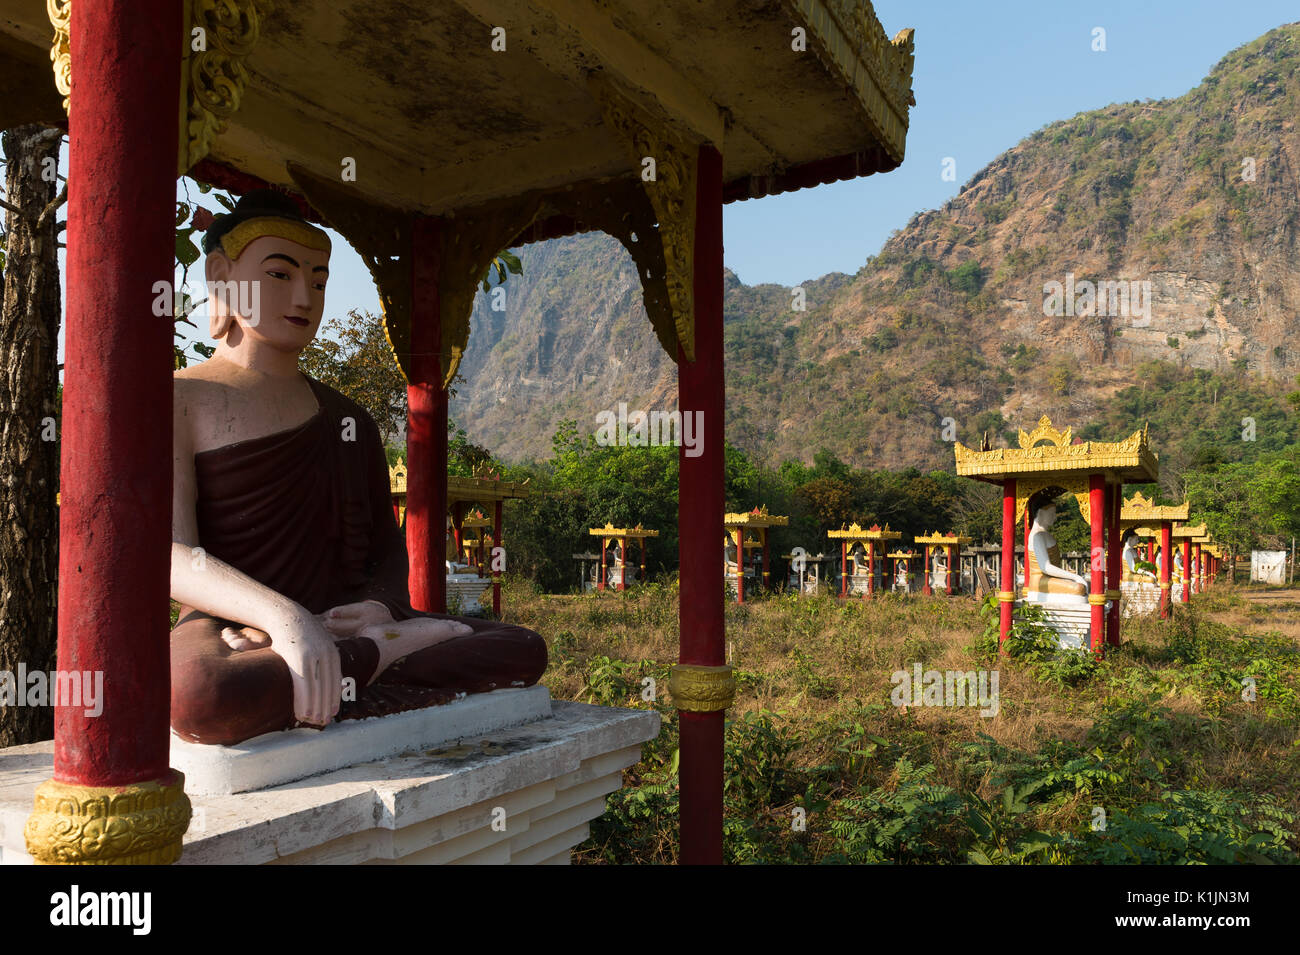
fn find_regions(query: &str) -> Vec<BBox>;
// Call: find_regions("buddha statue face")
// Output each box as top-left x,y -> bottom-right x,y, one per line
1034,503 -> 1058,530
206,234 -> 330,357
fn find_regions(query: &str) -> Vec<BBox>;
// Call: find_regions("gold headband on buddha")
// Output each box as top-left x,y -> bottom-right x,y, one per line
220,217 -> 332,261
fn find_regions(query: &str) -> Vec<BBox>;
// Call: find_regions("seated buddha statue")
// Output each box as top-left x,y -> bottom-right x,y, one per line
1023,491 -> 1088,604
1122,532 -> 1156,582
169,190 -> 546,746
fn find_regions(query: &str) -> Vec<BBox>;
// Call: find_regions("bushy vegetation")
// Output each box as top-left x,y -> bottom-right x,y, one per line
504,580 -> 1300,864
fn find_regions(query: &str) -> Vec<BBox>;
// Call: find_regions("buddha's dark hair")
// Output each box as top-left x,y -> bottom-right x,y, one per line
201,188 -> 312,255
1027,486 -> 1067,524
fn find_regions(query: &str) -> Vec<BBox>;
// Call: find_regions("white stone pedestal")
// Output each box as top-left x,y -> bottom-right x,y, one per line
0,696 -> 659,865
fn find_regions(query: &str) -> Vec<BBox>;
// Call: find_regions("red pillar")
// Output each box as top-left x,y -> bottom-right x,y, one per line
407,216 -> 447,613
866,541 -> 875,596
946,544 -> 956,595
1194,543 -> 1202,594
734,533 -> 744,604
492,500 -> 502,616
599,537 -> 607,591
640,537 -> 647,585
761,528 -> 769,593
1106,484 -> 1122,647
840,540 -> 848,599
618,536 -> 627,592
999,479 -> 1016,648
1159,521 -> 1172,619
54,0 -> 181,789
1088,474 -> 1105,656
922,544 -> 932,596
1182,539 -> 1191,603
676,143 -> 724,866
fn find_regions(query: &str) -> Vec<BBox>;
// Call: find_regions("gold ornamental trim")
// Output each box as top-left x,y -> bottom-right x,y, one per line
590,522 -> 660,539
25,771 -> 191,865
1087,594 -> 1107,606
589,70 -> 699,362
914,531 -> 972,546
1120,491 -> 1189,525
220,216 -> 331,260
668,664 -> 735,713
997,591 -> 1016,602
47,0 -> 71,112
180,0 -> 274,174
1105,589 -> 1121,600
1158,582 -> 1172,589
954,416 -> 1158,484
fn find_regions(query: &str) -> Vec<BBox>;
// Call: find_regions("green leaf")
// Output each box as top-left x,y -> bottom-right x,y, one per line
175,233 -> 200,267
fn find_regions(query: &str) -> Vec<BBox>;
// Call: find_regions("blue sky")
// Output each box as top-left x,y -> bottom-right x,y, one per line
40,1 -> 1300,360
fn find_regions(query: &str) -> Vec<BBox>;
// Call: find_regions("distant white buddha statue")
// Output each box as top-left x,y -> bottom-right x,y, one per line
1024,491 -> 1088,605
1122,532 -> 1156,582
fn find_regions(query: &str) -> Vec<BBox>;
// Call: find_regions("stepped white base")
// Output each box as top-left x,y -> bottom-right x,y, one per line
0,701 -> 659,866
1121,581 -> 1160,617
447,574 -> 491,615
1018,598 -> 1093,649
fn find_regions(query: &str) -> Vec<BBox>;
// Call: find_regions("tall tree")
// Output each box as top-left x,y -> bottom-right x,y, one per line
0,126 -> 64,745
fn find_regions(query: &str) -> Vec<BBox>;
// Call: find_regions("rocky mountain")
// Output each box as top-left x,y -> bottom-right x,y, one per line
450,24 -> 1300,470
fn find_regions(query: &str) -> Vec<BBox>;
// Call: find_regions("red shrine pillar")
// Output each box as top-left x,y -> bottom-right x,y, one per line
922,544 -> 932,596
946,544 -> 956,595
640,538 -> 647,585
867,541 -> 875,595
734,533 -> 745,604
407,216 -> 448,613
25,0 -> 190,865
1105,484 -> 1123,648
599,537 -> 607,591
761,528 -> 770,593
1194,542 -> 1202,594
1181,539 -> 1191,603
1159,522 -> 1173,619
672,143 -> 728,866
492,500 -> 502,616
618,536 -> 627,592
840,540 -> 848,599
999,479 -> 1016,649
1088,475 -> 1106,656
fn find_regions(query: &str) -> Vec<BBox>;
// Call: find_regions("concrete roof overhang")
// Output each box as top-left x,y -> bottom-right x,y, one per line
2,0 -> 915,212
2,0 -> 914,380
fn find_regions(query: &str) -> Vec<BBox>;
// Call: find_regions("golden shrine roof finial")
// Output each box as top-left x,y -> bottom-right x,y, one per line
1018,415 -> 1071,449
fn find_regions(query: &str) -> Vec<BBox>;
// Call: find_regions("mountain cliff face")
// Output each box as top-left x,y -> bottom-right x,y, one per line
451,24 -> 1300,469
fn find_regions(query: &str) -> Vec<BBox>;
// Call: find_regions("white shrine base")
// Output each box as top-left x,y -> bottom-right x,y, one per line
0,698 -> 659,865
1120,581 -> 1160,617
1018,599 -> 1092,650
172,685 -> 555,795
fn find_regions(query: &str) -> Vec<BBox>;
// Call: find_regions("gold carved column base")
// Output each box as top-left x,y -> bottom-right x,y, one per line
25,770 -> 191,865
669,664 -> 736,713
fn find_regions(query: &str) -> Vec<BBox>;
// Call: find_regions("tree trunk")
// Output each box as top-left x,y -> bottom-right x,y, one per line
0,125 -> 63,746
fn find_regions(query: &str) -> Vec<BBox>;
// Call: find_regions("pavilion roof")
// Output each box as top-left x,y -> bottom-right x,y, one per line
447,474 -> 531,504
1120,490 -> 1189,526
724,508 -> 789,529
1172,523 -> 1207,539
914,531 -> 972,545
589,523 -> 660,539
954,416 -> 1158,484
886,550 -> 917,558
828,522 -> 900,541
0,1 -> 915,383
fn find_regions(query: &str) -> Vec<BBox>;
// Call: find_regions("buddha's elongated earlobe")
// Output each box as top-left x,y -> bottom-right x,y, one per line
206,251 -> 235,340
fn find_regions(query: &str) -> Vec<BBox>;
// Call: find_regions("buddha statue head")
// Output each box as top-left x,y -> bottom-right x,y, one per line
1028,487 -> 1067,531
202,189 -> 332,355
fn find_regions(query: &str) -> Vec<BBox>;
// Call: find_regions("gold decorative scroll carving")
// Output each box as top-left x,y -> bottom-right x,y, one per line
1013,474 -> 1092,526
47,0 -> 71,112
669,664 -> 736,713
588,70 -> 699,362
25,772 -> 191,865
181,0 -> 274,174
